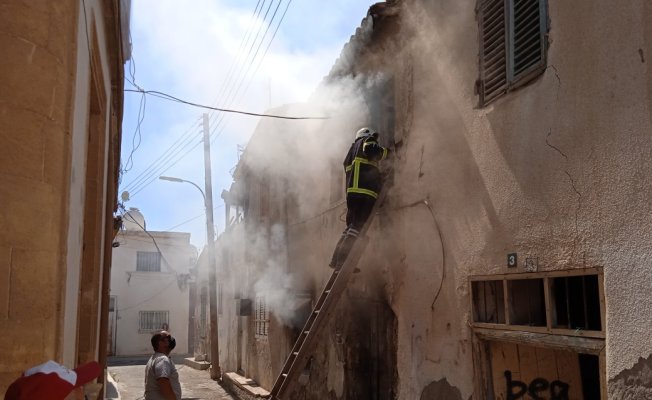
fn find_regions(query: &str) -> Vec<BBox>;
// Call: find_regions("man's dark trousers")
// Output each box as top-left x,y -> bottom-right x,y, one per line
329,194 -> 376,268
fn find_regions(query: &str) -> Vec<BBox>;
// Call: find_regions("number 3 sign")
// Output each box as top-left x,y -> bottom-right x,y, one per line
507,253 -> 517,268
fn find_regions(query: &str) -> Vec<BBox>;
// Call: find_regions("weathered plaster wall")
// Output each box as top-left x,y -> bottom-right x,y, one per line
385,0 -> 652,397
219,1 -> 652,398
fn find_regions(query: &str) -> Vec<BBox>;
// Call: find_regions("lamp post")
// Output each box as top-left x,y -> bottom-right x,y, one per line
159,173 -> 221,378
159,176 -> 205,199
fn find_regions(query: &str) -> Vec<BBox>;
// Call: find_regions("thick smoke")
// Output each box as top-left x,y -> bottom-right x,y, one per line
222,67 -> 392,328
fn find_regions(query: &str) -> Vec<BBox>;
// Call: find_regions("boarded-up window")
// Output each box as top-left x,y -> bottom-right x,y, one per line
489,342 -> 600,399
255,296 -> 269,339
478,0 -> 548,105
136,251 -> 161,272
139,311 -> 169,332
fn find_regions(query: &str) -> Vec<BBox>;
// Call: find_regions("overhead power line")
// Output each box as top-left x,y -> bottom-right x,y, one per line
120,1 -> 298,200
124,89 -> 328,120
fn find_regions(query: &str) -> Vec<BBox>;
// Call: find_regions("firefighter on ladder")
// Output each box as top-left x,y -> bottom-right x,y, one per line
329,127 -> 391,269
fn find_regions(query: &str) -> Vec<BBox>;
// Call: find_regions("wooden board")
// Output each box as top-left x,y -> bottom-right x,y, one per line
489,341 -> 585,400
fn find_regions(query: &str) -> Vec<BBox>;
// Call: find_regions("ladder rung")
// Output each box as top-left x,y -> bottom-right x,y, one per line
270,187 -> 383,400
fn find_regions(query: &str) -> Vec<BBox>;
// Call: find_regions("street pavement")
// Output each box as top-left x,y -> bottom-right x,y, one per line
107,357 -> 236,400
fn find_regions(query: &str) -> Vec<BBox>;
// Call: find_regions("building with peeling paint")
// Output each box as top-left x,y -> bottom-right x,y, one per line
0,0 -> 130,397
201,0 -> 652,399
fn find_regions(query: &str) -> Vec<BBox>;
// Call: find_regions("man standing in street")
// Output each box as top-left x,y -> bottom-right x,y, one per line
329,127 -> 390,269
144,330 -> 181,400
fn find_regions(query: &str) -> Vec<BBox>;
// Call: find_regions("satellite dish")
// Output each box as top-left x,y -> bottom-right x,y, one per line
121,191 -> 130,202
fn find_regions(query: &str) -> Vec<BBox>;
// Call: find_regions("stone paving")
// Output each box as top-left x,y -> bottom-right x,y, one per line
107,359 -> 236,400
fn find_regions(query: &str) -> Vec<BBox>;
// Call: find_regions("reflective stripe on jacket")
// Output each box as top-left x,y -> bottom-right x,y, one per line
343,136 -> 389,199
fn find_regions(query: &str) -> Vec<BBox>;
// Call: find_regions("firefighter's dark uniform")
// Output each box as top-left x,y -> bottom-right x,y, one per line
329,133 -> 389,268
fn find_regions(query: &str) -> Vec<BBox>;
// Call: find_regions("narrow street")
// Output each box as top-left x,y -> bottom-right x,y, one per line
107,358 -> 235,400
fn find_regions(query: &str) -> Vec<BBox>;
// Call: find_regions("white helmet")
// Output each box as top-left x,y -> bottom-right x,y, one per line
355,127 -> 378,140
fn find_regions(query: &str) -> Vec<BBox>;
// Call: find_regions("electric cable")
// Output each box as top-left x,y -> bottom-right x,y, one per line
121,121 -> 201,195
121,1 -> 297,200
117,204 -> 183,276
242,0 -> 293,99
124,89 -> 328,120
207,0 -> 291,144
204,0 -> 271,133
229,0 -> 283,109
165,203 -> 225,232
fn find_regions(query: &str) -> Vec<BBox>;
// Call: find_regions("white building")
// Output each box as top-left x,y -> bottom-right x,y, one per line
109,208 -> 196,356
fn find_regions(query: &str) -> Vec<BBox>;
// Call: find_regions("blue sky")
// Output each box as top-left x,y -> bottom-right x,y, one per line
119,1 -> 374,249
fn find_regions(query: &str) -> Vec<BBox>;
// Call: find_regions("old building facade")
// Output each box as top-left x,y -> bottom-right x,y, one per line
205,0 -> 652,399
109,209 -> 194,356
0,0 -> 129,396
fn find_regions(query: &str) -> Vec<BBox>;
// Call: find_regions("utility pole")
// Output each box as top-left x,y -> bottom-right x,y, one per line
203,113 -> 221,379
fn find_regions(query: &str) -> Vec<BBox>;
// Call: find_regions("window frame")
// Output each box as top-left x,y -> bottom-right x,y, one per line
136,251 -> 161,272
469,268 -> 605,339
138,310 -> 169,333
477,0 -> 549,106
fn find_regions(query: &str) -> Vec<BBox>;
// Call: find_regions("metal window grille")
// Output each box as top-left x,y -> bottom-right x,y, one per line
478,0 -> 547,106
139,311 -> 169,332
136,251 -> 161,272
254,296 -> 269,339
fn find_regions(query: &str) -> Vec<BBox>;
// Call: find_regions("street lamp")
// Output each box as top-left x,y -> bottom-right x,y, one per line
159,175 -> 221,378
159,176 -> 206,199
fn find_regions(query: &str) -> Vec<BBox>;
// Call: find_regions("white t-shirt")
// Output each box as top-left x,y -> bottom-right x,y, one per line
144,352 -> 181,400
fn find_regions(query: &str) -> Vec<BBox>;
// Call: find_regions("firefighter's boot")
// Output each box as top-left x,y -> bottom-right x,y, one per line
329,231 -> 359,270
329,232 -> 348,269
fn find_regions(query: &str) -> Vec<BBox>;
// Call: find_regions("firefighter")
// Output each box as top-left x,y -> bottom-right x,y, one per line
329,127 -> 390,269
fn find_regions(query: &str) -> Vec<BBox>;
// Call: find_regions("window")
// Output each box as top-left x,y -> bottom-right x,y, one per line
139,311 -> 169,333
507,278 -> 546,326
478,0 -> 548,105
472,280 -> 505,324
473,270 -> 605,399
254,296 -> 269,339
551,275 -> 602,331
137,251 -> 161,272
471,270 -> 604,337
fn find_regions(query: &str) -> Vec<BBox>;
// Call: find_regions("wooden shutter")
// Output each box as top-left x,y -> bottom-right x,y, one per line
510,0 -> 546,81
479,0 -> 507,105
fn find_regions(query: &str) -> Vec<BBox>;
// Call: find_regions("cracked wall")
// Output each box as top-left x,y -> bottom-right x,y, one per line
216,0 -> 652,397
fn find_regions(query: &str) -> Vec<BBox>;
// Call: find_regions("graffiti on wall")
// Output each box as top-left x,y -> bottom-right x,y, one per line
504,371 -> 570,400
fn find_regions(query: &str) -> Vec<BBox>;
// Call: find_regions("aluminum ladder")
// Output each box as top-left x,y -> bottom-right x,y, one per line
269,190 -> 386,399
